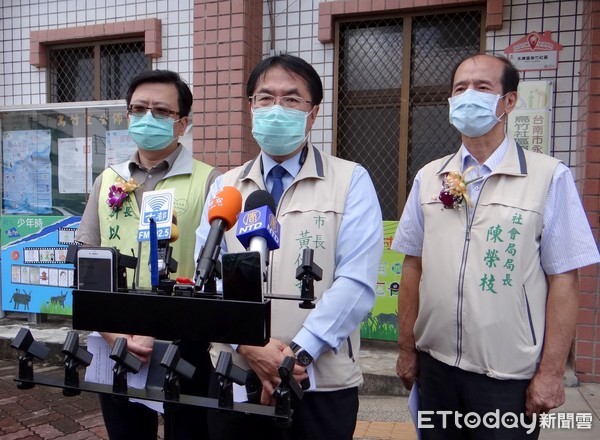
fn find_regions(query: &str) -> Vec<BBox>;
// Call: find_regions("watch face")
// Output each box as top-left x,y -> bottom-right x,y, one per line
296,349 -> 313,366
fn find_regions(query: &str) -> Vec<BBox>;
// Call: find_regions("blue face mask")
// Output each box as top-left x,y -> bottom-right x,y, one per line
251,105 -> 311,156
448,89 -> 506,138
128,113 -> 176,151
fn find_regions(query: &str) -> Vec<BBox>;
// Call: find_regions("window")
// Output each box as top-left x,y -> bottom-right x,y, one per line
336,10 -> 482,220
48,40 -> 149,103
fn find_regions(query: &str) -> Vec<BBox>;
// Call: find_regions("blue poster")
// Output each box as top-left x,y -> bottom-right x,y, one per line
1,215 -> 80,315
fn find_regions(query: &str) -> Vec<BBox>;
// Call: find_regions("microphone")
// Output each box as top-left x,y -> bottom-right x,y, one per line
195,186 -> 243,292
235,190 -> 281,283
149,214 -> 180,287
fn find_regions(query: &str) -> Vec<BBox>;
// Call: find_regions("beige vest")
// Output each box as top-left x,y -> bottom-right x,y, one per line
417,139 -> 560,379
98,151 -> 214,290
212,146 -> 362,391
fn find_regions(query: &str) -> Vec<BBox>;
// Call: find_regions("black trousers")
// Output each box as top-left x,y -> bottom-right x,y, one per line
99,340 -> 212,440
207,371 -> 359,440
418,351 -> 540,440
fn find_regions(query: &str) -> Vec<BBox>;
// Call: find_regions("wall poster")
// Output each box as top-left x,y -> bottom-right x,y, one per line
360,221 -> 403,342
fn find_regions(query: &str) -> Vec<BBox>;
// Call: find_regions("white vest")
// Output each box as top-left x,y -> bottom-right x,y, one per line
212,147 -> 363,391
417,139 -> 560,379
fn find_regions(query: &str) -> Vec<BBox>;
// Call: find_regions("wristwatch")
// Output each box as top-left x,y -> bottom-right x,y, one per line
289,342 -> 313,366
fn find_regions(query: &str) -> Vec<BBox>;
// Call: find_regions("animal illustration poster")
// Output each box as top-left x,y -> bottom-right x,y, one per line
1,215 -> 81,315
360,221 -> 404,342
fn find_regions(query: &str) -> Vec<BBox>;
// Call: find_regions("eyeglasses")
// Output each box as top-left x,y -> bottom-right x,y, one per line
127,104 -> 180,120
249,93 -> 313,109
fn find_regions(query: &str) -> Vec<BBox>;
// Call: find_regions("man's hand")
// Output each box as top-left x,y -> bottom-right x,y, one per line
525,370 -> 565,416
100,332 -> 154,364
397,346 -> 419,390
525,270 -> 578,417
238,338 -> 289,405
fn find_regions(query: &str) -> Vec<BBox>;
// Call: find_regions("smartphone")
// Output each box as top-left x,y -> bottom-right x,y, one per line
222,251 -> 263,302
76,247 -> 117,292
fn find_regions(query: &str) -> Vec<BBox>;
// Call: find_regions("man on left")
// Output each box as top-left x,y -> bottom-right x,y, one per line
76,69 -> 220,439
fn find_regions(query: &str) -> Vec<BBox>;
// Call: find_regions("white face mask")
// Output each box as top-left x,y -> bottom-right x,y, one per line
448,89 -> 506,137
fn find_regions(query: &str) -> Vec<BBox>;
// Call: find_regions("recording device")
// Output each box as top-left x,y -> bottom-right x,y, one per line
76,247 -> 118,292
222,251 -> 263,302
195,186 -> 243,292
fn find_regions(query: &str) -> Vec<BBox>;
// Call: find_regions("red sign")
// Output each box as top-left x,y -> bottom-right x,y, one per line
504,31 -> 563,71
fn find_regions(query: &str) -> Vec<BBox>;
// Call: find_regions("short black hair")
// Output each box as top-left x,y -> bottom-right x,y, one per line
125,70 -> 193,117
450,54 -> 520,95
247,54 -> 323,105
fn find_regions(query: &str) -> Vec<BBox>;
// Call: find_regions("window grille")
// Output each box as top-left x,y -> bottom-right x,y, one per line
48,40 -> 149,103
336,10 -> 482,220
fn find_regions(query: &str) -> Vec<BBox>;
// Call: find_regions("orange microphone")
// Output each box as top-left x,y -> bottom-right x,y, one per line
195,186 -> 242,291
207,186 -> 243,229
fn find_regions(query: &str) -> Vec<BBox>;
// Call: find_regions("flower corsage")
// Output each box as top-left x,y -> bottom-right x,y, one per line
107,177 -> 140,211
438,166 -> 483,209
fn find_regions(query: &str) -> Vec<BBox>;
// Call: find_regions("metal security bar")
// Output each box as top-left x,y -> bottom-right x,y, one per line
336,10 -> 482,220
48,40 -> 149,103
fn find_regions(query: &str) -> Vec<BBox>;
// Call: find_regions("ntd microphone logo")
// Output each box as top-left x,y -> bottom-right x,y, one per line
236,206 -> 280,250
241,209 -> 262,229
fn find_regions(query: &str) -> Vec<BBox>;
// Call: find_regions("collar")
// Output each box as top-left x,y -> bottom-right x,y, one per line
113,144 -> 191,180
239,145 -> 324,189
460,136 -> 509,174
129,145 -> 182,174
437,137 -> 527,177
261,148 -> 305,179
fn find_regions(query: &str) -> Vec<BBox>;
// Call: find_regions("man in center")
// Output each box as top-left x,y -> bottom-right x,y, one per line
194,54 -> 383,439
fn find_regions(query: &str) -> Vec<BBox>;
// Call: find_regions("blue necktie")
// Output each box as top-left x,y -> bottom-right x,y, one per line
270,165 -> 287,205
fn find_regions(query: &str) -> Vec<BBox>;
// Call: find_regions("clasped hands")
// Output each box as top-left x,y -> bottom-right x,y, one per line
237,338 -> 309,405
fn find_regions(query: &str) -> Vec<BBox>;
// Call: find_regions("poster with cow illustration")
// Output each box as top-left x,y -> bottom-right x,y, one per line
2,215 -> 80,315
360,221 -> 404,342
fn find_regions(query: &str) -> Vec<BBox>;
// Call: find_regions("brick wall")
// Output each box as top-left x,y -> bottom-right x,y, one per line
574,0 -> 600,383
191,0 -> 263,170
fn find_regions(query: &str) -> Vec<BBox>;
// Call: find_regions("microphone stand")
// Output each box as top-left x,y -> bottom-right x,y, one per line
295,249 -> 321,309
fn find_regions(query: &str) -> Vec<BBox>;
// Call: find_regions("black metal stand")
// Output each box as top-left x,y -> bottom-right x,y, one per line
62,330 -> 92,396
71,290 -> 271,345
295,248 -> 322,309
10,290 -> 300,423
10,327 -> 50,390
109,337 -> 142,394
160,343 -> 196,401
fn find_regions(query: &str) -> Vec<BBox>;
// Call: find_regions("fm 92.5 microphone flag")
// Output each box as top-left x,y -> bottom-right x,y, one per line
195,186 -> 243,291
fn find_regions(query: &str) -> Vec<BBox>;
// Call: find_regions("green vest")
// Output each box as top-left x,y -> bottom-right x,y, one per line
98,160 -> 213,290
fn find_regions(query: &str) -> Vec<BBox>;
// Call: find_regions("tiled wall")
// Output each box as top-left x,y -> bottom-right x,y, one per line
0,0 -> 584,160
487,0 -> 582,166
262,0 -> 335,153
0,0 -> 193,106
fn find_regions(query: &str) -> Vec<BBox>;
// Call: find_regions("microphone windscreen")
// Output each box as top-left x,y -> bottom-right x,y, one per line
208,186 -> 243,230
169,212 -> 179,243
244,190 -> 276,213
169,223 -> 180,243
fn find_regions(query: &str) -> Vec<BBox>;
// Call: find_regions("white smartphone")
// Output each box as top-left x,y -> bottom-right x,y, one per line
76,247 -> 117,292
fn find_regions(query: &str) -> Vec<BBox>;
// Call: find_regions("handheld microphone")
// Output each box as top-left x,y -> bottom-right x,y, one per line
195,186 -> 243,291
235,190 -> 281,283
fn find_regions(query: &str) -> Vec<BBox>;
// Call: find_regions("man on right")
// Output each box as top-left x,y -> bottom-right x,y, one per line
392,54 -> 600,439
